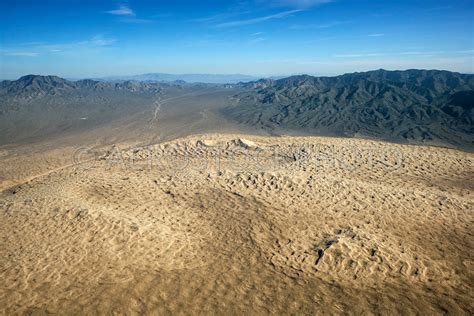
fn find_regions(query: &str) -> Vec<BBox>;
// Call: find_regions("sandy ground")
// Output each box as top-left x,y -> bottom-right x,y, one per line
0,134 -> 473,314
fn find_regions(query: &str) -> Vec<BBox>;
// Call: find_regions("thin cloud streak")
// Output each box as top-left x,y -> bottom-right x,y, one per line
400,51 -> 443,55
334,53 -> 384,58
106,4 -> 155,23
2,35 -> 117,57
291,20 -> 349,30
107,5 -> 135,16
190,9 -> 256,23
368,33 -> 384,37
264,0 -> 332,9
216,9 -> 302,27
90,35 -> 117,46
331,51 -> 471,59
4,52 -> 39,57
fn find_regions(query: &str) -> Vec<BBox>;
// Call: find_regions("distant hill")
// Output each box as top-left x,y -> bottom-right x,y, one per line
97,73 -> 260,84
224,69 -> 474,149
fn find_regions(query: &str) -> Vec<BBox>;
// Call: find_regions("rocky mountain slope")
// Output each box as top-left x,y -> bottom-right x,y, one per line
0,75 -> 178,144
0,75 -> 165,98
224,69 -> 474,149
0,75 -> 243,146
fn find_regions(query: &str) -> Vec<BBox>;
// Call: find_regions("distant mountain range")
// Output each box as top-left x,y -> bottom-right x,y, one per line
1,70 -> 473,149
224,69 -> 474,149
0,74 -> 165,98
0,75 -> 170,144
96,73 -> 264,84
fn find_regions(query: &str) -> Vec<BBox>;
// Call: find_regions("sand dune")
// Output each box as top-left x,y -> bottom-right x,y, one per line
0,134 -> 473,314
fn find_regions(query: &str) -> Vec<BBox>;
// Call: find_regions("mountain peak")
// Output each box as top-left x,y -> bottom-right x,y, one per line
18,74 -> 66,83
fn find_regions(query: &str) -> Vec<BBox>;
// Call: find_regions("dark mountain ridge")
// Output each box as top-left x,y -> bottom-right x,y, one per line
0,75 -> 172,144
0,75 -> 165,99
226,69 -> 474,150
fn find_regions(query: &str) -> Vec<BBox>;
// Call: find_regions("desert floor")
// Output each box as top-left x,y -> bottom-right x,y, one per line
0,134 -> 473,314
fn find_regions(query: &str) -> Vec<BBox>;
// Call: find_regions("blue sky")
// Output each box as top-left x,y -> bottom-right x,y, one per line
0,0 -> 473,79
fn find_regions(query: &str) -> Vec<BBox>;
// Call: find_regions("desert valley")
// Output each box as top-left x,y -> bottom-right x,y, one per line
0,70 -> 473,314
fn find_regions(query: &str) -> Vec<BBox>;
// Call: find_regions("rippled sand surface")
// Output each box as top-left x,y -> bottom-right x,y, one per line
1,134 -> 473,314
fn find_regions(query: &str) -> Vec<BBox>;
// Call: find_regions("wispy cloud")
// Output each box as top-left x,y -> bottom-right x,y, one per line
190,8 -> 255,24
400,51 -> 443,55
90,35 -> 116,46
368,33 -> 384,37
2,35 -> 116,57
107,5 -> 135,16
334,53 -> 384,58
4,52 -> 39,57
48,35 -> 117,50
216,9 -> 301,27
251,32 -> 264,36
290,20 -> 349,30
333,50 -> 463,59
263,0 -> 333,9
193,0 -> 332,27
106,4 -> 154,23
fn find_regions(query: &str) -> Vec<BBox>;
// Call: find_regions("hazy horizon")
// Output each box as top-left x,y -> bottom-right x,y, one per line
3,67 -> 474,82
